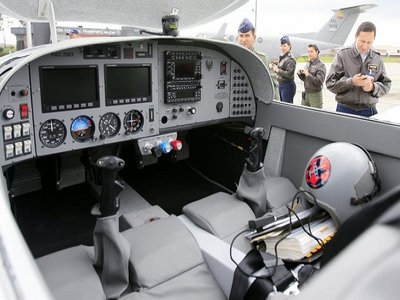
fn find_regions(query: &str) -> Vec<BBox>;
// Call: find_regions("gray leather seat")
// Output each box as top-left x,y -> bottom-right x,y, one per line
37,207 -> 226,300
121,215 -> 227,300
183,176 -> 298,252
183,191 -> 255,252
36,245 -> 106,300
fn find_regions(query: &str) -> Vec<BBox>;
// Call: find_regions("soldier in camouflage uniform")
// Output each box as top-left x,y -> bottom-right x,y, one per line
297,44 -> 326,109
237,18 -> 280,101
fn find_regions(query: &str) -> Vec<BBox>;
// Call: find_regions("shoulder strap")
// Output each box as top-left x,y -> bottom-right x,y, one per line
229,249 -> 294,300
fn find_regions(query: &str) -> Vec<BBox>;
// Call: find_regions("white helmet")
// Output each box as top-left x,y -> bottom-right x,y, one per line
301,142 -> 380,226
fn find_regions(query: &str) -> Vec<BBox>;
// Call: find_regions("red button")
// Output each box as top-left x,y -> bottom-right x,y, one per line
20,104 -> 29,119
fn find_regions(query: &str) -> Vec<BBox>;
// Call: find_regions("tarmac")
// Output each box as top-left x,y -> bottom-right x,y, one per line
293,63 -> 400,115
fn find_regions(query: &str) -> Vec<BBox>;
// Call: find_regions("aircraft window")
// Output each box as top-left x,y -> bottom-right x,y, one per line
275,61 -> 399,123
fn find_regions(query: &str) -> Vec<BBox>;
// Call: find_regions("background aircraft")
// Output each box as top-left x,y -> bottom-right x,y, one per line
195,4 -> 376,59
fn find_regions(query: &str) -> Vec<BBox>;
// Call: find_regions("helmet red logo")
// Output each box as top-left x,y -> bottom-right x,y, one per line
305,155 -> 331,189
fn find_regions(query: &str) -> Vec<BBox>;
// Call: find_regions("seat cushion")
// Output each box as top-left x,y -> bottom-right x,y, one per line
120,264 -> 226,300
122,205 -> 169,228
123,215 -> 204,288
36,245 -> 105,300
183,192 -> 255,239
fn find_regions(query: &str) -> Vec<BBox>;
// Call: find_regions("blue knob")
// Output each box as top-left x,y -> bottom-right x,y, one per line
159,141 -> 172,154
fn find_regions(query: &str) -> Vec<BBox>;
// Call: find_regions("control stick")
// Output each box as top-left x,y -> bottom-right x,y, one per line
94,156 -> 130,299
245,127 -> 266,172
96,156 -> 125,217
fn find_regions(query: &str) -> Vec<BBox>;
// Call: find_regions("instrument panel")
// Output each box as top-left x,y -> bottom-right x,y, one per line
0,39 -> 257,166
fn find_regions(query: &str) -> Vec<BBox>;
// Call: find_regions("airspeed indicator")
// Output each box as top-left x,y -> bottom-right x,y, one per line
39,119 -> 67,148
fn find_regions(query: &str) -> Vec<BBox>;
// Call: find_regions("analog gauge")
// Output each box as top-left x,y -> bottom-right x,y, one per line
39,119 -> 67,148
123,110 -> 144,134
99,112 -> 121,138
70,115 -> 95,142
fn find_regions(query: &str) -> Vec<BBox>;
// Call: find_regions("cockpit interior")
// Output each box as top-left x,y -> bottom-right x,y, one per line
0,36 -> 272,299
1,34 -> 400,300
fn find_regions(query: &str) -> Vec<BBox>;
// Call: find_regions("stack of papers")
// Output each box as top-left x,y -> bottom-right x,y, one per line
252,217 -> 336,261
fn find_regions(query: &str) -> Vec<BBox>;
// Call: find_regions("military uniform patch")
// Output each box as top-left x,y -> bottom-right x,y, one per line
368,64 -> 378,73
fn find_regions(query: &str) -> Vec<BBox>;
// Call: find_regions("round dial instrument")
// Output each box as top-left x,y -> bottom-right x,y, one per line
123,110 -> 144,134
70,115 -> 95,142
39,119 -> 67,148
99,112 -> 121,138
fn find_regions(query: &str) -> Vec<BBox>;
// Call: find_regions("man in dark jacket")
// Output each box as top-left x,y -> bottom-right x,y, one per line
297,44 -> 326,109
326,21 -> 391,117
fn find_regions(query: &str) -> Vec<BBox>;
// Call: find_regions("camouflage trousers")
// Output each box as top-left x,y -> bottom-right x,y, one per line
301,90 -> 323,109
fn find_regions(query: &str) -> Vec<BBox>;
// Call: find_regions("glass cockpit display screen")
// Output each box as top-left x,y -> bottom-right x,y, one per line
39,65 -> 99,112
105,64 -> 152,105
174,62 -> 195,79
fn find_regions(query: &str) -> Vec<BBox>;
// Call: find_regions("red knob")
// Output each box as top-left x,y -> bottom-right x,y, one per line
171,140 -> 182,151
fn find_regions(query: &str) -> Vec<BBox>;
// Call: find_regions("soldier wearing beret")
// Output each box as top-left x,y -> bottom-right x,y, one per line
237,18 -> 280,101
66,29 -> 81,39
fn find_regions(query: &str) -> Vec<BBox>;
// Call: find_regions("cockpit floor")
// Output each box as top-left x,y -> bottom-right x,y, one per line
120,158 -> 226,216
13,183 -> 97,258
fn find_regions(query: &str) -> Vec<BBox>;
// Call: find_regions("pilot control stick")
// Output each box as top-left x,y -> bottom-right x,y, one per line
94,156 -> 130,299
96,156 -> 125,217
245,127 -> 266,172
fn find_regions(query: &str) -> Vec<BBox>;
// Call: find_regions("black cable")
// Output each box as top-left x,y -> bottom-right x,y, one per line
287,190 -> 326,250
184,160 -> 235,195
229,228 -> 283,279
286,207 -> 326,251
229,190 -> 328,279
139,29 -> 164,36
214,134 -> 250,154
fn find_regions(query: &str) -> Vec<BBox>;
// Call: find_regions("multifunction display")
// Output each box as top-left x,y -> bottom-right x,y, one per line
39,65 -> 100,113
164,51 -> 202,104
105,64 -> 152,106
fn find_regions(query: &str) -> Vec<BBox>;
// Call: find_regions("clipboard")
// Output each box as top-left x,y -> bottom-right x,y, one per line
246,206 -> 325,240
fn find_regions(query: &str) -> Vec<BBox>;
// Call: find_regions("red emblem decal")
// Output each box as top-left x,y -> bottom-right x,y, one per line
305,155 -> 331,189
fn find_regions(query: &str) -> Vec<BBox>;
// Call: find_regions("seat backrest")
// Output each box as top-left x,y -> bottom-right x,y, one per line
36,245 -> 106,300
121,215 -> 227,300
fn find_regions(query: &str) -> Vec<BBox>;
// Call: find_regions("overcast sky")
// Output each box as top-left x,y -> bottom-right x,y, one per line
183,0 -> 400,47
